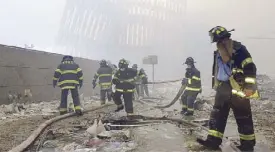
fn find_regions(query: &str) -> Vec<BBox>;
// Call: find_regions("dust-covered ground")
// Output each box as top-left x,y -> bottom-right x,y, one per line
1,75 -> 275,152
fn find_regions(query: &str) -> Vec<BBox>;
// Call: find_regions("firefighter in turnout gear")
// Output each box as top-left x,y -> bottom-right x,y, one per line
197,26 -> 259,152
53,55 -> 83,115
132,64 -> 141,99
180,57 -> 201,116
139,68 -> 149,97
112,59 -> 137,116
92,60 -> 113,105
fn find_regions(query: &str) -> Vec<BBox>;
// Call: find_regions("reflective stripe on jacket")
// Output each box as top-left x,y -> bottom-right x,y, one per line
212,41 -> 259,99
94,66 -> 113,89
53,60 -> 83,90
113,68 -> 137,92
185,67 -> 202,92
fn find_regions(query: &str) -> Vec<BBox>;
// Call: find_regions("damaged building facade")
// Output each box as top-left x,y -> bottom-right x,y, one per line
54,0 -> 187,62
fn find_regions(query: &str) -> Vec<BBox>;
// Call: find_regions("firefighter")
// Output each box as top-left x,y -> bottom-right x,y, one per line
139,68 -> 149,97
53,55 -> 83,115
197,26 -> 259,151
112,59 -> 137,116
132,64 -> 141,98
180,57 -> 201,116
92,60 -> 113,105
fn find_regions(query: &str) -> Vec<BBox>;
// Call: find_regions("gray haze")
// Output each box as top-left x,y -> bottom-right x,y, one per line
0,0 -> 275,89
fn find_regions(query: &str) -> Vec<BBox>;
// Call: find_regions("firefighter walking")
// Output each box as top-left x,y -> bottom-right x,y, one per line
197,26 -> 259,152
92,60 -> 113,105
53,55 -> 83,115
112,59 -> 137,116
181,57 -> 201,116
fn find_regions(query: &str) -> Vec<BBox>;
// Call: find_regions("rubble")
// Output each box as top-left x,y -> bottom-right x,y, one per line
2,79 -> 275,151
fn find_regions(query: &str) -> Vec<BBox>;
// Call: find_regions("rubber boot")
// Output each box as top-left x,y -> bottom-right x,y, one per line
184,111 -> 194,116
115,104 -> 124,112
100,100 -> 106,105
60,111 -> 68,115
126,113 -> 134,120
180,108 -> 187,115
237,145 -> 254,152
75,109 -> 83,116
196,138 -> 220,150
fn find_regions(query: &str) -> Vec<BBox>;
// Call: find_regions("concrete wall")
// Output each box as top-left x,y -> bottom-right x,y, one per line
0,44 -> 99,105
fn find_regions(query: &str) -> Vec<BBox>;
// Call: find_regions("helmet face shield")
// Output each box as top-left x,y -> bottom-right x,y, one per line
209,31 -> 215,43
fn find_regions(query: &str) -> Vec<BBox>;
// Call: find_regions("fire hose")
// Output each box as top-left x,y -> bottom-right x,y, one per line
8,104 -> 115,152
8,78 -> 239,152
153,84 -> 186,108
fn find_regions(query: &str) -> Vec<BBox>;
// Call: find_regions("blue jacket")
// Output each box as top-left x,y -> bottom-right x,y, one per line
212,41 -> 257,91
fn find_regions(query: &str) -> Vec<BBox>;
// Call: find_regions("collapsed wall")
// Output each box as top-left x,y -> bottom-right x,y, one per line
0,44 -> 99,105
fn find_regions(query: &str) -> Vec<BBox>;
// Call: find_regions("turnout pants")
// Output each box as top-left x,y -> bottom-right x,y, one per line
207,82 -> 255,149
181,90 -> 199,114
113,90 -> 134,113
59,88 -> 81,114
140,84 -> 149,97
100,89 -> 112,104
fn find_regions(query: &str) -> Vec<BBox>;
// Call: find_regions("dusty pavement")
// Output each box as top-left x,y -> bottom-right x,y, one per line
1,75 -> 275,152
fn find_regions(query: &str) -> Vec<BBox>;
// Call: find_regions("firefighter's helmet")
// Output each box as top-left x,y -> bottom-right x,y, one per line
184,57 -> 195,65
132,64 -> 138,69
209,26 -> 234,43
100,59 -> 107,66
62,55 -> 73,61
118,58 -> 129,69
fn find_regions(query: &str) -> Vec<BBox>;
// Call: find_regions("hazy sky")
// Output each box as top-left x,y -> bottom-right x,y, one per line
0,0 -> 275,88
0,0 -> 65,49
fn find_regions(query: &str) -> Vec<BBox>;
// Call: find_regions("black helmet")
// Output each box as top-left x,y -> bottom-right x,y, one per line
100,59 -> 107,66
118,58 -> 129,69
209,26 -> 234,43
132,64 -> 138,69
62,55 -> 73,61
184,57 -> 195,65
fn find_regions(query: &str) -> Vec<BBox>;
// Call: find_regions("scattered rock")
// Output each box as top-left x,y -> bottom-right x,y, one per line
260,100 -> 274,110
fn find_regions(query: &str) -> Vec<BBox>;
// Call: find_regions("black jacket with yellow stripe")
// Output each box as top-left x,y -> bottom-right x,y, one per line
112,68 -> 137,92
185,67 -> 202,92
93,65 -> 113,89
212,41 -> 258,98
53,59 -> 83,89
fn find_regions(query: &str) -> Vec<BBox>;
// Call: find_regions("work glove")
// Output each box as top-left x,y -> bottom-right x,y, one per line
92,80 -> 96,89
181,78 -> 188,85
79,81 -> 83,89
53,81 -> 57,88
112,79 -> 120,85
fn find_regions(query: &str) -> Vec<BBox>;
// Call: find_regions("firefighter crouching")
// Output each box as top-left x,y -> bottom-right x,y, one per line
181,57 -> 201,116
197,26 -> 259,151
53,55 -> 83,115
112,59 -> 137,116
92,60 -> 113,105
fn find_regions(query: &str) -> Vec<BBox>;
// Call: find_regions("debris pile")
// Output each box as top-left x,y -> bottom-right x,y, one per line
257,74 -> 275,101
0,94 -> 101,121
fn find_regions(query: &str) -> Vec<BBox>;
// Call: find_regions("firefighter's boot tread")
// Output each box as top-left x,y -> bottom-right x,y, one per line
115,105 -> 124,112
196,138 -> 220,150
